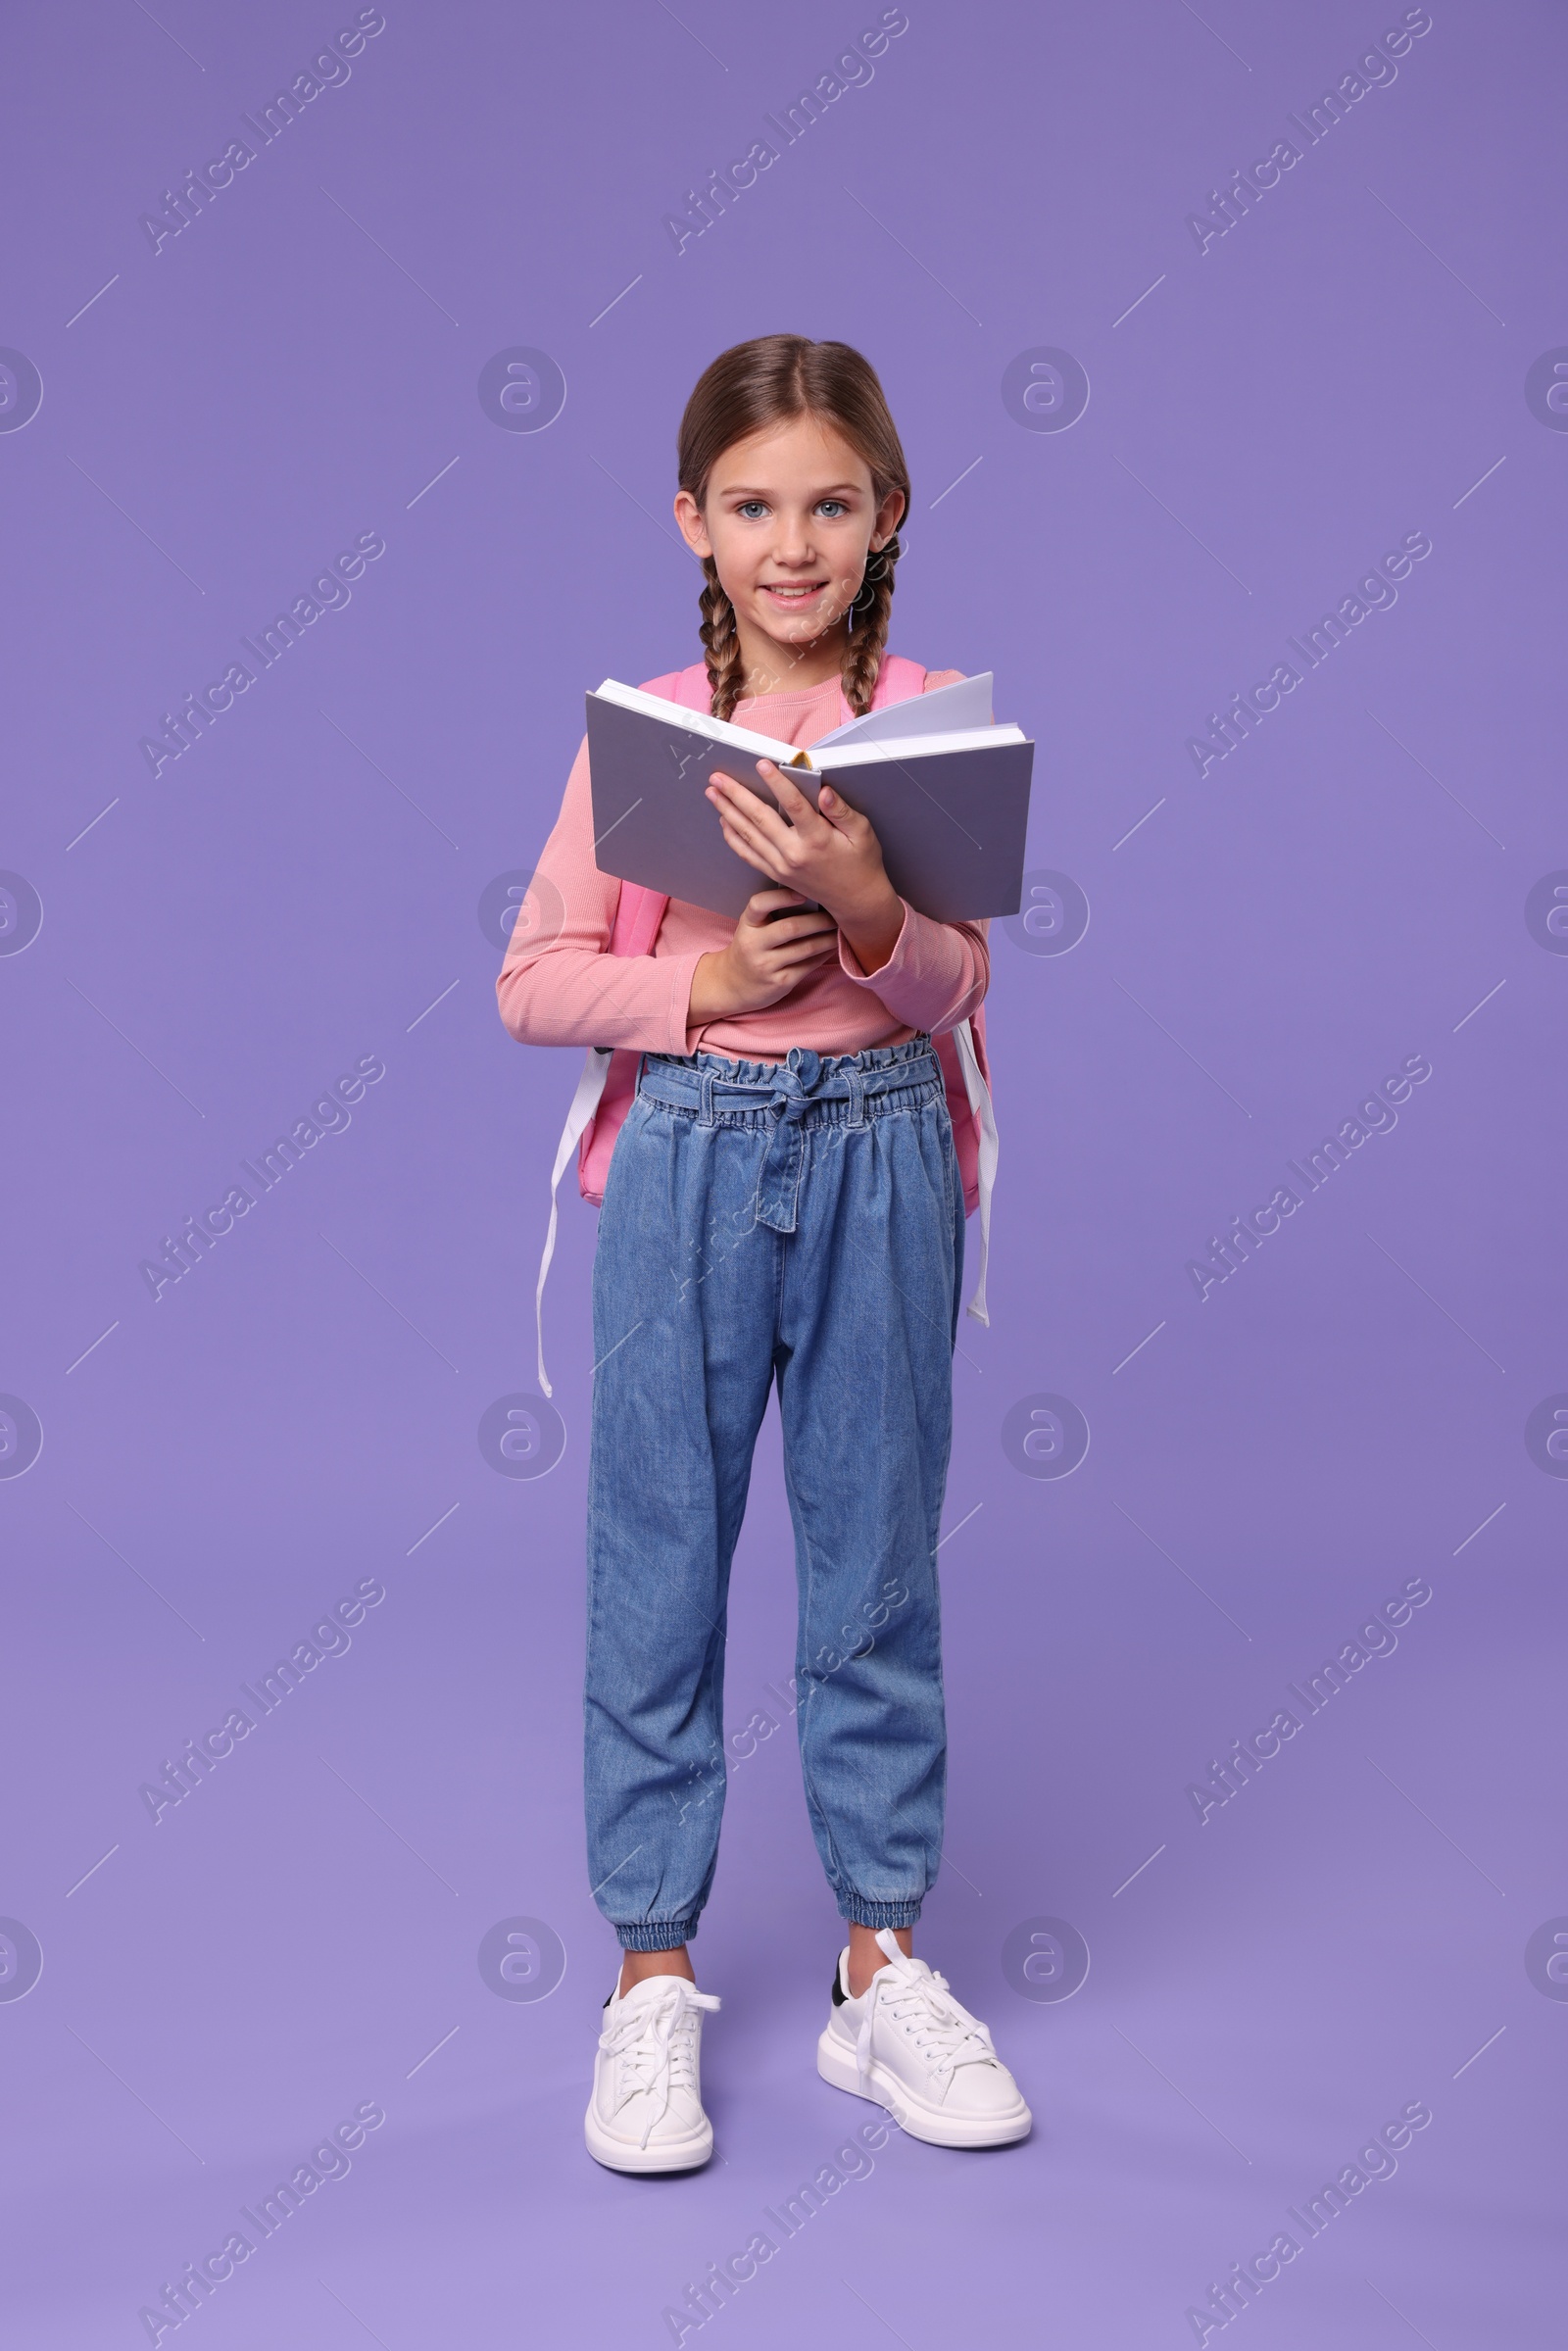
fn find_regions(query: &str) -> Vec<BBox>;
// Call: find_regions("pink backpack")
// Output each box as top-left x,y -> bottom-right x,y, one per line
534,656 -> 999,1394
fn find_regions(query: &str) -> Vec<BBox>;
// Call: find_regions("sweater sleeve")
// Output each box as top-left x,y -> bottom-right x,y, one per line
832,663 -> 990,1035
494,735 -> 704,1053
835,906 -> 990,1035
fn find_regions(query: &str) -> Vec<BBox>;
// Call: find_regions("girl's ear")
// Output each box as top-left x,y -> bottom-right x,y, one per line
870,486 -> 906,550
674,490 -> 712,559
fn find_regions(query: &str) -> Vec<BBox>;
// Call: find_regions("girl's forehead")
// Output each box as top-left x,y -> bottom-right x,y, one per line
710,414 -> 871,491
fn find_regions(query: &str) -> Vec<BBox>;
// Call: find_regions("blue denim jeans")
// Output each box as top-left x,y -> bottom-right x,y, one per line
584,1035 -> 964,1951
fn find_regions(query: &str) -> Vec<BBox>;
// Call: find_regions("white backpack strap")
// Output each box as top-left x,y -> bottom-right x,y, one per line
536,1048 -> 613,1396
951,1017 -> 999,1325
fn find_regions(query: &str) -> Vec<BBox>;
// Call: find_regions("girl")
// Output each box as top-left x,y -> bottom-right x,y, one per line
497,335 -> 1029,2171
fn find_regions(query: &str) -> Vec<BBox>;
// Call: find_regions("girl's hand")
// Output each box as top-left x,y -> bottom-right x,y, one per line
706,762 -> 906,975
687,890 -> 841,1022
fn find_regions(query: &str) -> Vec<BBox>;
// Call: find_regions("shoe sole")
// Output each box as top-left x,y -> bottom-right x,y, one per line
815,2026 -> 1032,2148
583,2102 -> 713,2175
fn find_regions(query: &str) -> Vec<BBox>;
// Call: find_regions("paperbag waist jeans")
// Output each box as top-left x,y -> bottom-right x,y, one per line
584,1035 -> 964,1950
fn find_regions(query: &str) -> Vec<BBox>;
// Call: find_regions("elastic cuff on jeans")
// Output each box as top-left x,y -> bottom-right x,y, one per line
615,1917 -> 701,1952
839,1896 -> 923,1931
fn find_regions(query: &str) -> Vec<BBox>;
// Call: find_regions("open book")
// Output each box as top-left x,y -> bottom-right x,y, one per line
585,672 -> 1034,923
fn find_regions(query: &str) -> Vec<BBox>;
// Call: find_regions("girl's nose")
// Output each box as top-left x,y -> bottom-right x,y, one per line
771,518 -> 815,563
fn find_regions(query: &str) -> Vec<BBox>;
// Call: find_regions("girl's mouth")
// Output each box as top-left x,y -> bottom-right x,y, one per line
760,580 -> 829,605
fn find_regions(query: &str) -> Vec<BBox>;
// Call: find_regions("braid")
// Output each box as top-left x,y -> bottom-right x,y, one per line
841,532 -> 901,716
699,559 -> 746,720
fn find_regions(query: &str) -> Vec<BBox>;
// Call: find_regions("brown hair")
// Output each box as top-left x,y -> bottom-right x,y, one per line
676,334 -> 910,721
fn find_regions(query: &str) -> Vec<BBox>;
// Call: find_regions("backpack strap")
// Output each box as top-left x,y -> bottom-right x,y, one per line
536,874 -> 673,1395
536,1045 -> 613,1395
609,879 -> 671,957
864,660 -> 996,1323
871,653 -> 928,705
950,1016 -> 997,1323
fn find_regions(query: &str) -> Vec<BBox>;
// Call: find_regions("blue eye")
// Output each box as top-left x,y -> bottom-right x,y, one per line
817,500 -> 848,517
737,501 -> 768,519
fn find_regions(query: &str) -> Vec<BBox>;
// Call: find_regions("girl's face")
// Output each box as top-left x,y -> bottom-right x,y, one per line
674,413 -> 906,680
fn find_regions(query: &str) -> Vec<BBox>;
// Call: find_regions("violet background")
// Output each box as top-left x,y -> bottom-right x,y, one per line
2,1 -> 1563,2342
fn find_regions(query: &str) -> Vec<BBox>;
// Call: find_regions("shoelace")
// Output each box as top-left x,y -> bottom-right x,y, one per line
857,1952 -> 999,2094
600,1980 -> 721,2148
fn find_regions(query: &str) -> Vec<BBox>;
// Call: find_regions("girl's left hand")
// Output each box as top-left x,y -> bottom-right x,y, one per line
706,761 -> 906,972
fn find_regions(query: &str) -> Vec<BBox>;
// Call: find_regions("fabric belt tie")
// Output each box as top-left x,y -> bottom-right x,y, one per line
755,1046 -> 824,1235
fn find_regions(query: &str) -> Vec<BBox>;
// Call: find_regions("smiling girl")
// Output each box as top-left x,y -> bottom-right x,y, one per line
497,334 -> 1028,2172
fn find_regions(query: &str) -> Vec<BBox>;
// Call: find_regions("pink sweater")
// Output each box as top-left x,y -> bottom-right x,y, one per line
497,664 -> 989,1061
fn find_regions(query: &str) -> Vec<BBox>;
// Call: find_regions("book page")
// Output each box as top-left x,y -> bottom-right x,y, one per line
592,679 -> 801,763
814,671 -> 996,748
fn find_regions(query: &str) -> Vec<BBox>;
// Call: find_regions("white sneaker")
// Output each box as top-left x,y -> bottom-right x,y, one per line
584,1971 -> 721,2173
816,1928 -> 1031,2147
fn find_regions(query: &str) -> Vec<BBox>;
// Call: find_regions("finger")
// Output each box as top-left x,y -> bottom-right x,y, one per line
708,779 -> 797,864
816,783 -> 868,836
709,770 -> 796,842
756,759 -> 813,811
774,924 -> 839,949
743,887 -> 812,917
715,801 -> 782,857
715,807 -> 793,881
757,760 -> 832,835
763,918 -> 839,950
724,842 -> 789,889
762,938 -> 840,973
761,921 -> 832,950
723,836 -> 784,883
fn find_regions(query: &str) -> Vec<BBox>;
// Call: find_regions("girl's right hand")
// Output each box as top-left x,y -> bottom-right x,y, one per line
687,890 -> 841,1020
